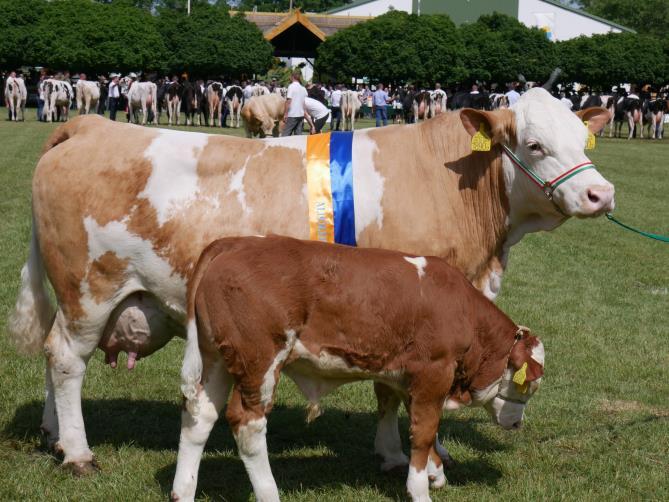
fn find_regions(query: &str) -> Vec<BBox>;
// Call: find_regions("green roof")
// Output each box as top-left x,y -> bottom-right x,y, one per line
540,0 -> 635,33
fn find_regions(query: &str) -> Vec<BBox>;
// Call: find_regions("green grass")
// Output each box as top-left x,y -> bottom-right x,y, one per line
1,113 -> 668,501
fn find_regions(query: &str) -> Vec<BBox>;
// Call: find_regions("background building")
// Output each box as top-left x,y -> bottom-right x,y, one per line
328,0 -> 633,40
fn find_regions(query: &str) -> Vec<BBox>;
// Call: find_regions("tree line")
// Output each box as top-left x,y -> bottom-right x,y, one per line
0,0 -> 274,78
316,11 -> 669,90
2,0 -> 668,89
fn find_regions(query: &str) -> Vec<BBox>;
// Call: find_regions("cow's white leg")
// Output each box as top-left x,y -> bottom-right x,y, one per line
44,309 -> 101,474
172,358 -> 232,501
373,382 -> 409,471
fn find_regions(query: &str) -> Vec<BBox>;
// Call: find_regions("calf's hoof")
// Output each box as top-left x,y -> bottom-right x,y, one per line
63,459 -> 100,477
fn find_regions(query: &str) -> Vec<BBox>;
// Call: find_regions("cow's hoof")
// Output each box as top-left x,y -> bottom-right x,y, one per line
380,455 -> 409,474
63,459 -> 100,477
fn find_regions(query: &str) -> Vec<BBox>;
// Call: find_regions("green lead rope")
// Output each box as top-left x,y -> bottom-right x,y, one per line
606,213 -> 669,243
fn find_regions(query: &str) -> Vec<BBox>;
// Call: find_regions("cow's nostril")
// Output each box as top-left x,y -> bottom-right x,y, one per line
587,189 -> 600,204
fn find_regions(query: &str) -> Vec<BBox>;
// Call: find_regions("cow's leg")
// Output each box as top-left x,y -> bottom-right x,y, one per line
374,382 -> 409,471
41,364 -> 58,448
44,309 -> 102,475
227,386 -> 279,502
172,356 -> 232,501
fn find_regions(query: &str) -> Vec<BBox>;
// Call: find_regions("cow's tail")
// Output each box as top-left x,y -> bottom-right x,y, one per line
7,221 -> 55,355
181,313 -> 203,416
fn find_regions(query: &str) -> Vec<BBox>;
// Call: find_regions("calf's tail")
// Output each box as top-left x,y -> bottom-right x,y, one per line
181,314 -> 203,416
7,221 -> 55,354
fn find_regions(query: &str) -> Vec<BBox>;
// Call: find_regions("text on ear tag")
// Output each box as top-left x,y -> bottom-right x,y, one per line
513,362 -> 527,386
584,121 -> 596,150
471,123 -> 491,152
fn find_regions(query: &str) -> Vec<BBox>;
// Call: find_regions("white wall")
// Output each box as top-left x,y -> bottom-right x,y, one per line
518,0 -> 622,41
332,0 -> 412,17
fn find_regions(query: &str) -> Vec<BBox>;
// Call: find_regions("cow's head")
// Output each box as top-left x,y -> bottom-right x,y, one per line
461,87 -> 614,223
472,329 -> 545,430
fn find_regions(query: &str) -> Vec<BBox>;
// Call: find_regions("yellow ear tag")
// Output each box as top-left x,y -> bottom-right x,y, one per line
471,123 -> 491,152
513,362 -> 527,386
584,121 -> 596,150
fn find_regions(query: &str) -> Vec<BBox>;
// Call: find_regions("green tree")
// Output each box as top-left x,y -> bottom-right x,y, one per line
557,32 -> 667,89
29,0 -> 167,74
460,13 -> 558,85
576,0 -> 669,38
156,2 -> 274,77
236,1 -> 352,12
316,11 -> 468,85
0,0 -> 46,71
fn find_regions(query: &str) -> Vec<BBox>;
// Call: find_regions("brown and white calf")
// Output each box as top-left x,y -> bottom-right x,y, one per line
340,90 -> 361,130
9,88 -> 610,475
171,235 -> 545,502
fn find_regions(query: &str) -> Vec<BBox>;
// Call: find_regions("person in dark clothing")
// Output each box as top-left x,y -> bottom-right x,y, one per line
108,75 -> 121,121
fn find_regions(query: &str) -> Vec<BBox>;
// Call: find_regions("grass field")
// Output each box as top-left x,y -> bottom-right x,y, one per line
0,112 -> 667,501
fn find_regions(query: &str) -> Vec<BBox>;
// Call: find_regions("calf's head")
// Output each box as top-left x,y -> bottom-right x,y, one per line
461,87 -> 614,220
480,331 -> 545,430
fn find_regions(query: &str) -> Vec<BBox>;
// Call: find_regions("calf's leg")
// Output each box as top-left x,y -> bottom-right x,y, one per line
172,357 -> 232,501
227,387 -> 279,502
406,401 -> 442,502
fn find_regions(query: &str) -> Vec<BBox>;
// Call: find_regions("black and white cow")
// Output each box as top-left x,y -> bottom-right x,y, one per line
226,85 -> 244,128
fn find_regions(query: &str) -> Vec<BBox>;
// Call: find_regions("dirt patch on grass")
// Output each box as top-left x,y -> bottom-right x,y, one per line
600,399 -> 669,417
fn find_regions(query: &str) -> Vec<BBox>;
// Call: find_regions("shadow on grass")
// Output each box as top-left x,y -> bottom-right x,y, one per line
5,400 -> 507,497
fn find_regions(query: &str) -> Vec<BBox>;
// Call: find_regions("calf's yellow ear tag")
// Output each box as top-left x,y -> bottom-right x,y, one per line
513,362 -> 528,394
584,121 -> 596,150
471,123 -> 491,152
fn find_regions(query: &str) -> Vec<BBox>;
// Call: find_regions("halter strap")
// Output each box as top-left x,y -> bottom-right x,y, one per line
501,145 -> 596,199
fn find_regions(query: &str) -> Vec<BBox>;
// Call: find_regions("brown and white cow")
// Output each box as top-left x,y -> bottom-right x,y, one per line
171,235 -> 545,502
8,88 -> 611,475
241,93 -> 285,138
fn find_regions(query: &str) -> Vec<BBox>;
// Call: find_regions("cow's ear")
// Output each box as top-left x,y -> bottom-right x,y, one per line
576,107 -> 610,134
509,335 -> 544,383
460,108 -> 515,145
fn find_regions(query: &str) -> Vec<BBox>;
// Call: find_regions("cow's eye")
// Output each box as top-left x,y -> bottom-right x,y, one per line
527,142 -> 542,153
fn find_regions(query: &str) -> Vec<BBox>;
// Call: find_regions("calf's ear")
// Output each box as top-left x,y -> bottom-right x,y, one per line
460,108 -> 515,146
510,338 -> 544,383
576,107 -> 610,134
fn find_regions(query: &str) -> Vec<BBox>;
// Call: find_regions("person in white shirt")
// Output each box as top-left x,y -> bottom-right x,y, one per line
281,71 -> 308,136
304,96 -> 330,134
108,74 -> 121,121
505,82 -> 520,106
243,80 -> 254,100
330,84 -> 342,131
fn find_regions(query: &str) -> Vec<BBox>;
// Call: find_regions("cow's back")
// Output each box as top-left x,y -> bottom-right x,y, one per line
33,116 -> 309,320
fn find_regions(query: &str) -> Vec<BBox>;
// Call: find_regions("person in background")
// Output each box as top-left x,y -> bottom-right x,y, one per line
505,82 -> 520,106
304,96 -> 330,134
108,74 -> 121,121
243,80 -> 254,101
97,75 -> 108,116
37,70 -> 46,121
330,84 -> 342,131
372,82 -> 391,127
281,71 -> 308,136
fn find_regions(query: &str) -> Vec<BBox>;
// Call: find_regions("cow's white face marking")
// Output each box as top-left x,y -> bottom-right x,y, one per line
259,329 -> 296,407
406,465 -> 429,501
82,216 -> 186,314
509,88 -> 614,220
352,133 -> 385,240
404,256 -> 427,279
141,130 -> 210,226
